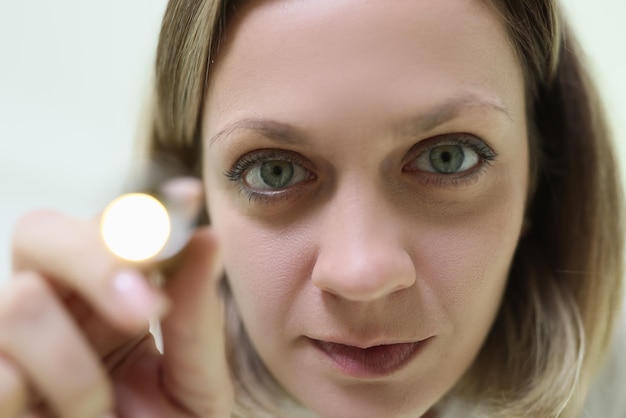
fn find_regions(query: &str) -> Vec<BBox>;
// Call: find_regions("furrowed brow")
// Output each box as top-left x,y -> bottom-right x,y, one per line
208,94 -> 511,147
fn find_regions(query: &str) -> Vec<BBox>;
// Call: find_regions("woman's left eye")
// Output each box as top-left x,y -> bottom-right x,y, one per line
404,137 -> 495,176
243,159 -> 310,190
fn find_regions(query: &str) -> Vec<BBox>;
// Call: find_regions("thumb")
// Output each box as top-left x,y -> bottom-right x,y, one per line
159,226 -> 234,416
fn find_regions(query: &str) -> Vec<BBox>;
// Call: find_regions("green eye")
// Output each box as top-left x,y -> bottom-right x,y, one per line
259,160 -> 295,188
429,145 -> 466,174
243,159 -> 310,191
407,142 -> 481,175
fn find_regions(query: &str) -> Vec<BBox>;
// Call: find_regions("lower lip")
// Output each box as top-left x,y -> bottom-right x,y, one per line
312,338 -> 429,378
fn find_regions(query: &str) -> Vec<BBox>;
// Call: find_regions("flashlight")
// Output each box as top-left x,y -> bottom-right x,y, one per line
99,159 -> 204,264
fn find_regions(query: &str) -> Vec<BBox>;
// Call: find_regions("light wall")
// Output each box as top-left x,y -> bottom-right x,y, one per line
0,0 -> 168,278
0,1 -> 625,280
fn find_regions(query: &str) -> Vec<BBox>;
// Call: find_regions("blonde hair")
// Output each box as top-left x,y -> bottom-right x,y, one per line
146,1 -> 624,417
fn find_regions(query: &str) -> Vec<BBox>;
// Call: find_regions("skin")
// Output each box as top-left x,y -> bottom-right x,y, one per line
204,0 -> 529,417
2,187 -> 233,417
0,0 -> 529,417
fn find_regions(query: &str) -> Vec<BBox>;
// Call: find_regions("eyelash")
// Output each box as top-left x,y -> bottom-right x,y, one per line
224,135 -> 497,204
223,150 -> 312,204
403,135 -> 497,187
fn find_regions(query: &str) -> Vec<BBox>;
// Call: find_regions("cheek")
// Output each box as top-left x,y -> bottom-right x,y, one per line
212,188 -> 523,342
413,181 -> 526,345
209,195 -> 314,339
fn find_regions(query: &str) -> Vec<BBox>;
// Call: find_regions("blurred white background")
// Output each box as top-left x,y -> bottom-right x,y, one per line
0,1 -> 625,280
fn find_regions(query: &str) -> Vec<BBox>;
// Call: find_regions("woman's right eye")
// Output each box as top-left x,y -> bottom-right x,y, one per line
243,159 -> 310,191
224,151 -> 316,201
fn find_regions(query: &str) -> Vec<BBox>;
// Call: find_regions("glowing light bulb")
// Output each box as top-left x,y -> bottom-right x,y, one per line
100,193 -> 171,262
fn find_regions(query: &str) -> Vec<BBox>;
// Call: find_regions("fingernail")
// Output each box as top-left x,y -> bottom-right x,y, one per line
112,269 -> 169,320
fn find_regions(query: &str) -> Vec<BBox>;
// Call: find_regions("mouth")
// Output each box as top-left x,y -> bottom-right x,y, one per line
310,337 -> 431,379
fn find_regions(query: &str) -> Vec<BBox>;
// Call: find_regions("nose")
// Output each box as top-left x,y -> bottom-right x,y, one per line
311,183 -> 416,302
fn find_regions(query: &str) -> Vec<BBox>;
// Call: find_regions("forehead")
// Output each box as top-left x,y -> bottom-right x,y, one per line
207,0 -> 523,132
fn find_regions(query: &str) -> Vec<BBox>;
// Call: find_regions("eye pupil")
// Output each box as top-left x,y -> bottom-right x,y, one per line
429,145 -> 464,174
260,161 -> 294,187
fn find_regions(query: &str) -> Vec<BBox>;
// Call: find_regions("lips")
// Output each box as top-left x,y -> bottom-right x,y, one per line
312,338 -> 428,378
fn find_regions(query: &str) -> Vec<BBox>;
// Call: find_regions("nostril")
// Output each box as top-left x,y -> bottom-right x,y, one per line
311,250 -> 416,302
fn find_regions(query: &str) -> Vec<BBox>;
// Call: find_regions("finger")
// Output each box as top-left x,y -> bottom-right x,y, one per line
64,291 -> 150,361
159,227 -> 234,416
0,272 -> 114,418
0,353 -> 28,418
11,210 -> 168,333
108,334 -> 170,418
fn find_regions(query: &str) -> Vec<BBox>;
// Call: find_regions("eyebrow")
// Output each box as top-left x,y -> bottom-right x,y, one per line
208,94 -> 512,147
396,94 -> 512,136
209,119 -> 308,148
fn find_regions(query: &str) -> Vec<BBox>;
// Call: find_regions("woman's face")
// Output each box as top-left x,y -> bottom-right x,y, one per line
203,0 -> 528,416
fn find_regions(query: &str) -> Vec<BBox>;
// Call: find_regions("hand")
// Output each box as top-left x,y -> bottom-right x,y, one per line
0,209 -> 233,418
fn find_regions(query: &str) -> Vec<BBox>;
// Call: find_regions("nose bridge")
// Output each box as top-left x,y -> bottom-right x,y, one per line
311,176 -> 416,301
327,175 -> 384,242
